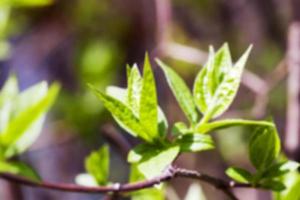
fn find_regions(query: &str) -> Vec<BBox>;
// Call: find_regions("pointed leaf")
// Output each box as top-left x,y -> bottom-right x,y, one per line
0,161 -> 40,181
209,43 -> 232,94
261,179 -> 286,191
106,86 -> 127,103
90,85 -> 151,142
203,46 -> 252,120
226,167 -> 252,183
262,161 -> 300,179
0,76 -> 18,132
172,122 -> 192,136
274,171 -> 300,200
127,143 -> 158,163
140,54 -> 158,139
0,83 -> 60,157
85,145 -> 109,185
193,47 -> 215,115
194,44 -> 232,112
249,125 -> 281,170
137,145 -> 179,179
157,59 -> 198,124
197,119 -> 274,134
127,64 -> 142,115
107,85 -> 168,138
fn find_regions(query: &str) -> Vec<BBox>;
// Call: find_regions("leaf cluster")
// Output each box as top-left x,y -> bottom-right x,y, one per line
0,76 -> 59,181
86,44 -> 299,198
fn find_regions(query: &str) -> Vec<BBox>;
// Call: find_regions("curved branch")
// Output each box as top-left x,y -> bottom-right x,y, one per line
0,166 -> 251,200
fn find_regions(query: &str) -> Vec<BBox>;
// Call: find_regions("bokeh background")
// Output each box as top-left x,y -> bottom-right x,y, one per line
0,0 -> 299,199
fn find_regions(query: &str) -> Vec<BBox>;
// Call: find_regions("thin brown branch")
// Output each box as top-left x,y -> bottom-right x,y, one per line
101,123 -> 132,157
0,165 -> 252,200
286,22 -> 300,160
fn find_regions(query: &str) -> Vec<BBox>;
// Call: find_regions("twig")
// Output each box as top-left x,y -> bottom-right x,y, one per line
286,21 -> 300,160
0,165 -> 251,200
101,123 -> 132,157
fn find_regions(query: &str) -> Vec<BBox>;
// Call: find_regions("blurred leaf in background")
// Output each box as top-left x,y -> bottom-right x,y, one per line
56,40 -> 122,136
0,76 -> 60,158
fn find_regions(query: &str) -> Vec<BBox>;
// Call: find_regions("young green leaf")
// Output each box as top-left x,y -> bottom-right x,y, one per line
172,122 -> 192,136
209,43 -> 232,94
0,83 -> 60,157
156,59 -> 199,124
137,145 -> 179,179
139,54 -> 158,139
0,161 -> 40,181
107,85 -> 168,138
196,119 -> 274,134
260,179 -> 286,191
0,76 -> 18,132
193,47 -> 215,115
175,134 -> 214,152
274,171 -> 300,200
127,64 -> 142,115
262,161 -> 300,179
85,145 -> 109,185
226,167 -> 252,183
249,125 -> 281,170
157,107 -> 168,138
1,0 -> 53,7
106,86 -> 127,103
127,143 -> 159,163
90,85 -> 151,142
193,44 -> 232,114
202,45 -> 252,121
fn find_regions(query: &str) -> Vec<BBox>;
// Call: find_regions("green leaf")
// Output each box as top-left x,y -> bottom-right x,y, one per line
0,161 -> 40,181
172,122 -> 192,136
85,145 -> 109,185
175,134 -> 214,152
262,161 -> 300,179
90,85 -> 151,142
140,54 -> 158,139
127,64 -> 142,115
261,179 -> 286,191
197,119 -> 274,134
0,76 -> 18,132
0,83 -> 60,157
193,47 -> 215,115
249,125 -> 281,170
193,44 -> 232,115
128,143 -> 157,163
0,0 -> 52,7
156,59 -> 198,124
274,171 -> 300,200
157,107 -> 168,138
137,145 -> 179,179
202,45 -> 252,121
226,167 -> 252,183
209,43 -> 232,94
106,86 -> 127,103
106,85 -> 168,138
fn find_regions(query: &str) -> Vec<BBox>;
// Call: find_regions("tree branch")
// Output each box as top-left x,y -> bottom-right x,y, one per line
0,165 -> 252,200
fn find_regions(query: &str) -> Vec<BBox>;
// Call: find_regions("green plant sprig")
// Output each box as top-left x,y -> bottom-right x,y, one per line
86,44 -> 299,199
